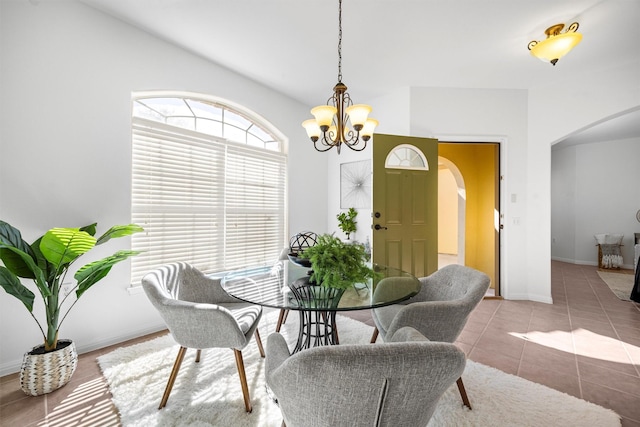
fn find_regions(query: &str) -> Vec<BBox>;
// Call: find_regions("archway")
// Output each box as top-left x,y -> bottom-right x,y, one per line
438,157 -> 466,267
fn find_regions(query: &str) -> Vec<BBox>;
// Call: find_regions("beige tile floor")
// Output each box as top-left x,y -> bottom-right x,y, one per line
1,261 -> 639,426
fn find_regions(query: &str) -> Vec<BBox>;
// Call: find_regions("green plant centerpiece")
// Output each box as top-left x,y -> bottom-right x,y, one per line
299,233 -> 377,291
0,221 -> 143,352
336,207 -> 357,240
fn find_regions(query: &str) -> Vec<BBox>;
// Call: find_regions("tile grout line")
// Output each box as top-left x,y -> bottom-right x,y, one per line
467,299 -> 502,360
515,303 -> 536,378
576,268 -> 640,413
564,266 -> 584,400
586,273 -> 640,379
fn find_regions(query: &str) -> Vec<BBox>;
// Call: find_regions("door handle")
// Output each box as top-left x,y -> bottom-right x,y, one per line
374,224 -> 387,231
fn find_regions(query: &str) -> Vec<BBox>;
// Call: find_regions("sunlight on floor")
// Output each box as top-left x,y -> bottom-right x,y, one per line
37,377 -> 119,427
509,328 -> 638,365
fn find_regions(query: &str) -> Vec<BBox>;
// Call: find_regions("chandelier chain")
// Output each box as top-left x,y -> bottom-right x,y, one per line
337,0 -> 342,82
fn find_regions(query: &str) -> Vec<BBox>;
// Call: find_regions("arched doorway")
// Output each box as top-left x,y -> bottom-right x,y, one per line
438,143 -> 500,297
438,157 -> 466,268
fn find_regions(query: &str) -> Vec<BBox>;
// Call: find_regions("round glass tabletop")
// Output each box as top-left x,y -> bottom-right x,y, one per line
221,260 -> 421,312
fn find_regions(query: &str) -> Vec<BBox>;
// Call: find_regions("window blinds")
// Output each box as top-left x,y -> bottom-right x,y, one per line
131,118 -> 286,284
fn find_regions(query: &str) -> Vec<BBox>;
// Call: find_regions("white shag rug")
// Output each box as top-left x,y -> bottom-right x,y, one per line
98,309 -> 621,427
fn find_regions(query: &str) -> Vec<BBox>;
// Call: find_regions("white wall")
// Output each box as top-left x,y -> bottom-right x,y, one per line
552,137 -> 640,267
0,1 -> 327,375
551,146 -> 577,263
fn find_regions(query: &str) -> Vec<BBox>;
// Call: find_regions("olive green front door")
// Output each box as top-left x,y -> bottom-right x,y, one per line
372,134 -> 438,277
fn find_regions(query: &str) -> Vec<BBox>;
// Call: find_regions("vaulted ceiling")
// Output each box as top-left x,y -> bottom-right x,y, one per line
81,0 -> 640,145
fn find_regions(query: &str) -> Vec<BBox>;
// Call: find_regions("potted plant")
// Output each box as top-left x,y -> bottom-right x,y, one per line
0,220 -> 143,395
299,233 -> 377,291
336,207 -> 357,240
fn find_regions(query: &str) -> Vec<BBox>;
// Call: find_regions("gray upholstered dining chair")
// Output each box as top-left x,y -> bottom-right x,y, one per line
141,262 -> 265,412
369,264 -> 490,409
265,326 -> 466,427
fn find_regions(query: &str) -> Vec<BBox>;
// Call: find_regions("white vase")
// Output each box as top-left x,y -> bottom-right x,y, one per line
20,339 -> 78,396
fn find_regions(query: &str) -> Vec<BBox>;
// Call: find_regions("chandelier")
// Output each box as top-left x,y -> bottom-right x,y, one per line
528,22 -> 583,66
302,0 -> 377,154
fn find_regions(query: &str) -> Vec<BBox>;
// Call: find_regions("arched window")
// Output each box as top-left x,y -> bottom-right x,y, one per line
385,144 -> 429,170
131,93 -> 287,284
133,96 -> 282,151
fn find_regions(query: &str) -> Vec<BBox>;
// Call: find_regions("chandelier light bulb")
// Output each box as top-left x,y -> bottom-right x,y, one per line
310,105 -> 338,131
302,119 -> 321,142
345,104 -> 372,131
361,118 -> 379,141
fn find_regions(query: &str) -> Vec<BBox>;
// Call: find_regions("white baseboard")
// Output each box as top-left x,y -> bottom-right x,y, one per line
0,322 -> 167,377
504,293 -> 553,304
551,257 -> 634,270
551,256 -> 597,266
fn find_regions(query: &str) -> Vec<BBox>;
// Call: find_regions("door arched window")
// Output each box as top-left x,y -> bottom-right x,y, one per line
385,144 -> 429,170
131,93 -> 287,284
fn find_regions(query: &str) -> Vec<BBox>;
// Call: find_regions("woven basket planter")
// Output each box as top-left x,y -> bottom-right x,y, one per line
20,339 -> 78,396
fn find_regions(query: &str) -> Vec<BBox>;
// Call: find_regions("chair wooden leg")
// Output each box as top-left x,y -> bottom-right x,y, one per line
195,349 -> 202,363
159,346 -> 187,409
456,377 -> 472,409
370,327 -> 379,343
276,309 -> 289,332
234,349 -> 252,413
254,329 -> 265,358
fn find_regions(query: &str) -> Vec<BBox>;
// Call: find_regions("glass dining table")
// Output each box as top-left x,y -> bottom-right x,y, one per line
221,260 -> 421,352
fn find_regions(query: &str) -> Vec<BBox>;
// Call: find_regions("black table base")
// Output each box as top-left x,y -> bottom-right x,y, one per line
289,277 -> 344,353
293,310 -> 339,353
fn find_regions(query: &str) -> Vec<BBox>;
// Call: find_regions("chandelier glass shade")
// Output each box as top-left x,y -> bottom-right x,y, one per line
528,22 -> 582,66
302,0 -> 377,154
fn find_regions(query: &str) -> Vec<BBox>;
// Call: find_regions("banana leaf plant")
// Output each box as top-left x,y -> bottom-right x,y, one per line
0,220 -> 143,352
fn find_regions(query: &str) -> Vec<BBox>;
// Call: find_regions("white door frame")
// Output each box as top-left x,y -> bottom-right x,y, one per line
435,134 -> 507,297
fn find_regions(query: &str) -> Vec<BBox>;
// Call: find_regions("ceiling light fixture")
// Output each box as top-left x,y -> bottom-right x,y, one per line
302,0 -> 377,154
528,22 -> 582,66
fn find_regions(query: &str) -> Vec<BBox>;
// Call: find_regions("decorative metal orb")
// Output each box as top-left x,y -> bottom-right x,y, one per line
289,231 -> 318,253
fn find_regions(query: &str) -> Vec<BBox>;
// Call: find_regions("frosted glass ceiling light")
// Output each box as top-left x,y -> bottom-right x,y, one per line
528,22 -> 582,66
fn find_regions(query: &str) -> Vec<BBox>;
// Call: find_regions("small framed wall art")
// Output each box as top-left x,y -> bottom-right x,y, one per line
340,160 -> 371,209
